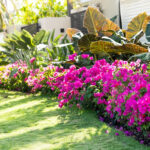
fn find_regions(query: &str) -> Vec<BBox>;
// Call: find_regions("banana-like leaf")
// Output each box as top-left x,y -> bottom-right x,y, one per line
102,19 -> 120,36
83,6 -> 106,35
128,52 -> 150,63
90,40 -> 148,54
126,12 -> 148,40
66,28 -> 81,39
78,34 -> 101,52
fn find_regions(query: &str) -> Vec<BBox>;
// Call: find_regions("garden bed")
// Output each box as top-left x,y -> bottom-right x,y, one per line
0,58 -> 150,146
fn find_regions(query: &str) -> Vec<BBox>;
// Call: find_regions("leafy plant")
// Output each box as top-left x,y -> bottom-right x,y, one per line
0,29 -> 74,68
0,29 -> 51,68
47,30 -> 75,63
66,6 -> 150,62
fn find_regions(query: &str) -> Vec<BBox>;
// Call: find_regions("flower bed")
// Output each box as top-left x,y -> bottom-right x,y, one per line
0,59 -> 149,145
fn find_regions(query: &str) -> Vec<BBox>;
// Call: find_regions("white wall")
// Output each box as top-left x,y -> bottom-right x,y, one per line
38,17 -> 71,39
6,17 -> 71,39
120,0 -> 150,29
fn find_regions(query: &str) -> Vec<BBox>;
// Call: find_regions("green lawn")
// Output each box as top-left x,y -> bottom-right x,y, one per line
0,90 -> 149,150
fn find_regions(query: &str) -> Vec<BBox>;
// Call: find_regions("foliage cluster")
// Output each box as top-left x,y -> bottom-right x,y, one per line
0,29 -> 74,68
66,7 -> 150,64
14,0 -> 67,25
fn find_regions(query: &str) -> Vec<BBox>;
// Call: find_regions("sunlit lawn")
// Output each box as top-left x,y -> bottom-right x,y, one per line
0,90 -> 149,150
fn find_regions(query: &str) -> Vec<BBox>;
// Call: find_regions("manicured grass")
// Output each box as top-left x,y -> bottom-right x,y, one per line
0,90 -> 149,150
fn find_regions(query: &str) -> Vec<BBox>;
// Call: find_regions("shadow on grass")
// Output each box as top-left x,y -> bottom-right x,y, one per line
0,90 -> 149,150
0,90 -> 25,97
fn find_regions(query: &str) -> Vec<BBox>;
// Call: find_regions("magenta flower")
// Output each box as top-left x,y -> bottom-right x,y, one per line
30,57 -> 36,64
115,132 -> 119,136
74,81 -> 83,89
89,56 -> 94,60
68,53 -> 77,61
13,73 -> 18,78
81,54 -> 89,59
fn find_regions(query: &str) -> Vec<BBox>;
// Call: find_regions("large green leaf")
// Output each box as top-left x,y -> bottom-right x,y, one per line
126,12 -> 148,40
78,34 -> 101,52
90,40 -> 148,54
83,6 -> 106,35
101,19 -> 120,36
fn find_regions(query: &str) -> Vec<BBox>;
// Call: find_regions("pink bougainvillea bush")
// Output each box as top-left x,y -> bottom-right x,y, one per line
26,65 -> 65,93
0,61 -> 29,91
57,59 -> 150,136
0,61 -> 65,93
0,59 -> 150,141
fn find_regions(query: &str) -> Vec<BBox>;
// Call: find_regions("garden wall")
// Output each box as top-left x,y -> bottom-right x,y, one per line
38,17 -> 71,39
